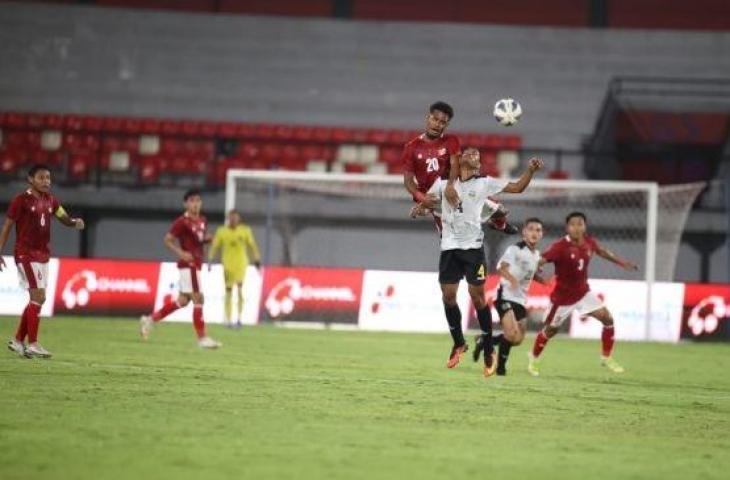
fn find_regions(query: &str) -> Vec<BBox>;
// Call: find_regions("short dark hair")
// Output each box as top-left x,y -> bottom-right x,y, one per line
523,217 -> 543,227
429,101 -> 454,120
565,211 -> 587,224
183,189 -> 201,201
28,164 -> 50,177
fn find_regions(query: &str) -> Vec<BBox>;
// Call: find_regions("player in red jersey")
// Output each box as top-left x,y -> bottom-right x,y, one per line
140,189 -> 221,349
0,164 -> 85,358
401,101 -> 516,233
527,212 -> 638,376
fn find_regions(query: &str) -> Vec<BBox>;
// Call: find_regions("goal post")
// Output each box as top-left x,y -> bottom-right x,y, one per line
225,169 -> 704,339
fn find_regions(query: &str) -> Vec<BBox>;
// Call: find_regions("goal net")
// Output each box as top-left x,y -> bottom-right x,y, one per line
226,169 -> 704,337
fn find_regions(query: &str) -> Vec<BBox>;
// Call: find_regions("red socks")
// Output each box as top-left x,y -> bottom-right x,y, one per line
602,325 -> 615,357
193,305 -> 206,339
15,304 -> 30,342
152,300 -> 181,322
532,331 -> 550,358
25,302 -> 42,343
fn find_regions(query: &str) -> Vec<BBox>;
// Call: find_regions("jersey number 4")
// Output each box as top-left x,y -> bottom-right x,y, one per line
425,157 -> 439,173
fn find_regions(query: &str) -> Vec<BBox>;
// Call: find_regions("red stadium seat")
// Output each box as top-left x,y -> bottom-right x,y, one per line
64,133 -> 100,152
387,130 -> 412,146
312,126 -> 333,142
101,136 -> 123,152
379,147 -> 401,164
160,120 -> 181,135
351,128 -> 368,143
27,113 -> 44,129
3,112 -> 28,128
122,118 -> 143,135
344,163 -> 367,174
235,123 -> 256,139
42,114 -> 63,130
140,118 -> 161,135
366,129 -> 389,145
274,124 -> 294,141
160,138 -> 183,155
199,121 -> 217,137
137,156 -> 161,184
81,115 -> 103,132
548,169 -> 570,180
260,143 -> 283,162
102,117 -> 124,134
292,125 -> 314,142
4,131 -> 29,148
332,128 -> 353,143
238,142 -> 260,160
64,114 -> 84,131
0,150 -> 23,174
181,120 -> 201,137
277,156 -> 307,171
387,162 -> 403,175
122,136 -> 140,153
67,154 -> 94,181
255,123 -> 275,140
217,122 -> 237,138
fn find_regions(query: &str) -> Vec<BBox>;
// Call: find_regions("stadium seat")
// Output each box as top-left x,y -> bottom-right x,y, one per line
255,123 -> 276,140
199,121 -> 217,137
181,120 -> 201,137
64,114 -> 84,131
217,122 -> 238,138
64,133 -> 100,152
277,156 -> 307,171
4,112 -> 28,128
366,129 -> 389,145
27,113 -> 45,129
548,169 -> 570,180
160,138 -> 183,155
292,125 -> 314,142
378,147 -> 401,164
42,114 -> 63,130
140,118 -> 162,135
137,156 -> 161,184
122,118 -> 143,135
274,124 -> 293,141
81,115 -> 103,132
332,128 -> 353,143
102,117 -> 124,133
0,150 -> 23,174
67,154 -> 94,181
260,143 -> 283,162
101,136 -> 124,152
312,126 -> 333,142
238,142 -> 260,160
160,120 -> 181,135
387,130 -> 412,146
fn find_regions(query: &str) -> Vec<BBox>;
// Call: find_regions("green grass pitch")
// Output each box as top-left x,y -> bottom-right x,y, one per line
1,316 -> 729,480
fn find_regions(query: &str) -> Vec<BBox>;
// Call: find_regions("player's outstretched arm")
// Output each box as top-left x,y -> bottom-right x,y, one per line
0,217 -> 15,271
502,157 -> 544,194
595,244 -> 638,271
164,232 -> 193,263
55,206 -> 84,230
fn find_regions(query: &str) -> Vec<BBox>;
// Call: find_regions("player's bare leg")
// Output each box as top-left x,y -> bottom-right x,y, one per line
235,282 -> 244,329
191,292 -> 221,349
468,283 -> 497,378
528,324 -> 558,377
441,283 -> 467,368
590,307 -> 625,373
495,309 -> 526,376
223,287 -> 233,328
22,288 -> 51,358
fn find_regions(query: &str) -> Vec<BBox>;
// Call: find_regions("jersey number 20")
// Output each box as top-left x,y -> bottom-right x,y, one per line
426,157 -> 439,173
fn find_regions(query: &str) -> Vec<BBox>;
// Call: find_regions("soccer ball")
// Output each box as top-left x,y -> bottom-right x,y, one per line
493,98 -> 522,126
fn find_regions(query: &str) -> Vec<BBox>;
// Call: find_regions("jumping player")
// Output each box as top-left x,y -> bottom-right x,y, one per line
208,210 -> 261,328
0,164 -> 85,358
140,189 -> 221,349
401,101 -> 516,234
527,212 -> 638,376
473,218 -> 549,375
412,148 -> 543,378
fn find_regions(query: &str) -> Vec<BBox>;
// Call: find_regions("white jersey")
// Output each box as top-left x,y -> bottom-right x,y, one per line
428,176 -> 508,251
497,242 -> 541,305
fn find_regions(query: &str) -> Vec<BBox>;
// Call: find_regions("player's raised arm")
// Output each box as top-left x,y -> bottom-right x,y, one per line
502,157 -> 544,194
594,242 -> 638,271
54,205 -> 84,230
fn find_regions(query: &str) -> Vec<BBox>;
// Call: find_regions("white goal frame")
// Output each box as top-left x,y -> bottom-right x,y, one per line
226,169 -> 659,340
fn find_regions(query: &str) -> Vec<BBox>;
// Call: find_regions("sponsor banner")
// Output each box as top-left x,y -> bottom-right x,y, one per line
568,280 -> 684,343
0,256 -> 58,317
680,283 -> 730,342
54,258 -> 159,315
260,267 -> 363,324
154,263 -> 262,325
358,270 -> 471,333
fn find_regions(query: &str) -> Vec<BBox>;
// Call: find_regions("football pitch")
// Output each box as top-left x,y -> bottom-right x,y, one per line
1,317 -> 729,480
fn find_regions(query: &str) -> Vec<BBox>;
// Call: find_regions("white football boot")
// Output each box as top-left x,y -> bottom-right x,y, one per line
25,343 -> 52,358
198,337 -> 222,349
7,338 -> 26,357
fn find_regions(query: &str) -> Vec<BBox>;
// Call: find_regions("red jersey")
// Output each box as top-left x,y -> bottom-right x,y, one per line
401,133 -> 460,197
6,189 -> 61,263
169,213 -> 207,269
542,235 -> 600,306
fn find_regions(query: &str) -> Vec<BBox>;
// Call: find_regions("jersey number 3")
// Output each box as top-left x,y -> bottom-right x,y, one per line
425,157 -> 439,173
577,258 -> 584,271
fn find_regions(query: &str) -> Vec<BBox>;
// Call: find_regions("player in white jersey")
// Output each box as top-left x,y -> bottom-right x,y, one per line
473,217 -> 550,375
412,148 -> 543,378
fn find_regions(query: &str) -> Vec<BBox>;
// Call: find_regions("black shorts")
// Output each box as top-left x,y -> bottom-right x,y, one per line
495,286 -> 527,321
439,248 -> 487,285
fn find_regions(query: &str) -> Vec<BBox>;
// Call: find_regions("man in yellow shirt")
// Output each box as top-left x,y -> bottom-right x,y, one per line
209,210 -> 261,328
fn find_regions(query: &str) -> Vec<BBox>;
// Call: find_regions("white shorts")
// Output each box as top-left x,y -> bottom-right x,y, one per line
544,291 -> 604,328
178,267 -> 202,294
17,260 -> 49,290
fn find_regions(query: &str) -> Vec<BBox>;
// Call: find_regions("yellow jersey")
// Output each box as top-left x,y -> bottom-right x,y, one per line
209,224 -> 260,270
